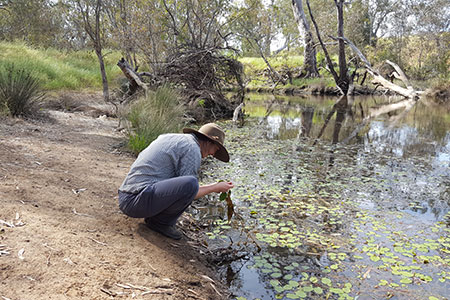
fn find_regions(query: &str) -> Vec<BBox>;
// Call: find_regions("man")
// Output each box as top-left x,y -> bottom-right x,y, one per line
118,123 -> 234,240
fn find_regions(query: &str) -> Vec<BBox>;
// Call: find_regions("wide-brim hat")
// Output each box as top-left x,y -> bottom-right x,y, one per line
183,123 -> 230,162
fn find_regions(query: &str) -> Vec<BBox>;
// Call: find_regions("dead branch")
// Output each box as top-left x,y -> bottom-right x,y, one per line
339,37 -> 420,99
117,58 -> 148,95
385,60 -> 413,90
369,98 -> 415,119
305,0 -> 339,86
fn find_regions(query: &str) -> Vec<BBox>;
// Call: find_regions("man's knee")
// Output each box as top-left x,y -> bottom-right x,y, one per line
183,176 -> 199,200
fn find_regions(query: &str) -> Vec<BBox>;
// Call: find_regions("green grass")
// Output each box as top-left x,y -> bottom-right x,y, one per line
0,41 -> 123,90
125,85 -> 187,154
239,54 -> 339,90
240,56 -> 304,71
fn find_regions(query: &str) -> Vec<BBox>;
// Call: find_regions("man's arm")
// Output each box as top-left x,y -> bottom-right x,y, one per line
195,181 -> 234,199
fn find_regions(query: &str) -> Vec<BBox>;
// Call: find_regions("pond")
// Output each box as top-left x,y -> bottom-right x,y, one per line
194,93 -> 450,300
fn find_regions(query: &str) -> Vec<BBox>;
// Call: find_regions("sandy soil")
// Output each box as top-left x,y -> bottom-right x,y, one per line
0,93 -> 227,300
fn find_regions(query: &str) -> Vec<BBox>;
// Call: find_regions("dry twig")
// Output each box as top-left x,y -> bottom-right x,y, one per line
88,237 -> 108,246
209,283 -> 222,297
72,208 -> 94,218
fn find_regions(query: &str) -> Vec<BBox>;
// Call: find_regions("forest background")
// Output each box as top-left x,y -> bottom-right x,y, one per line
0,0 -> 449,132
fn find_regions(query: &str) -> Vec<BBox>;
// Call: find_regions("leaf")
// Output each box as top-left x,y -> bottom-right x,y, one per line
313,287 -> 323,295
270,280 -> 280,287
378,279 -> 388,286
219,192 -> 227,201
400,278 -> 412,284
330,264 -> 339,270
274,286 -> 284,293
295,290 -> 307,298
302,285 -> 313,292
370,255 -> 380,262
321,277 -> 332,286
271,272 -> 282,278
284,274 -> 293,280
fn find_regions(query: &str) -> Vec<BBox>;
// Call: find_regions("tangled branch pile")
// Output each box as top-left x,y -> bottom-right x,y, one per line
157,48 -> 244,121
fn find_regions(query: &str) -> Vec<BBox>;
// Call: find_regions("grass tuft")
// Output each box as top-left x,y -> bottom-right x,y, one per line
0,63 -> 45,117
125,86 -> 186,154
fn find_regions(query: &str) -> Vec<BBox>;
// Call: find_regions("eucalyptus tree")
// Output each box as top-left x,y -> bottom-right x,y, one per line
229,0 -> 286,85
62,0 -> 111,102
407,0 -> 450,78
229,0 -> 276,56
0,0 -> 61,46
291,0 -> 319,77
344,0 -> 371,47
365,0 -> 398,47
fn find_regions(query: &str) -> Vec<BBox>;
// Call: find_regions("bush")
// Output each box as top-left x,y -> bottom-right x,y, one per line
0,64 -> 44,116
425,79 -> 450,103
125,86 -> 186,154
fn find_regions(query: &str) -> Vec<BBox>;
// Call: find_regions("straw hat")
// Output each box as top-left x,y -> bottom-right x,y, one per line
183,123 -> 229,162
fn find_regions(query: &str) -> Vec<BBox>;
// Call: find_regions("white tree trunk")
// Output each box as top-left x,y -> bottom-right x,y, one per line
291,0 -> 319,77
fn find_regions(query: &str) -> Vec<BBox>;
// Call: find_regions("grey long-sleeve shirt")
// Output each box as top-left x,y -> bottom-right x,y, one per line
119,133 -> 201,194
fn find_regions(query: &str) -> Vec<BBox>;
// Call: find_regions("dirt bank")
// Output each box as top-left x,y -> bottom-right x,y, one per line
0,93 -> 228,300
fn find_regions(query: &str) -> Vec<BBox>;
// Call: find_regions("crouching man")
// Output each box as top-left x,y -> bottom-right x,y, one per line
118,123 -> 234,240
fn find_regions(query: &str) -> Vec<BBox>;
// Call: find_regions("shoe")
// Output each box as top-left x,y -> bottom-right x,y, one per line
145,219 -> 182,240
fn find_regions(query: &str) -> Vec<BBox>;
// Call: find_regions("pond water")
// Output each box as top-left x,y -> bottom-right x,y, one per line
194,94 -> 450,300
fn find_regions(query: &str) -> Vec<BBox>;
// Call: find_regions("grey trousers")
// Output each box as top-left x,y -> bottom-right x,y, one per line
118,176 -> 199,226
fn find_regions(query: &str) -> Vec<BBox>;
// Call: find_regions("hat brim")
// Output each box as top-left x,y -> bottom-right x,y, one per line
183,128 -> 230,162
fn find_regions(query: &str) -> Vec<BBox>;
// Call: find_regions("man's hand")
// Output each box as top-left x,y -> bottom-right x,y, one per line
195,181 -> 234,199
214,181 -> 234,193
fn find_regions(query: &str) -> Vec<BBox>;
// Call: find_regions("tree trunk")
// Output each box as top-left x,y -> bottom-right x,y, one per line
305,0 -> 343,94
76,0 -> 110,102
291,0 -> 319,77
335,0 -> 349,94
95,47 -> 109,102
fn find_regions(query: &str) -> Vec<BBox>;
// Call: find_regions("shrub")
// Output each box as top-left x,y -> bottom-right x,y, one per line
0,64 -> 44,116
125,86 -> 186,154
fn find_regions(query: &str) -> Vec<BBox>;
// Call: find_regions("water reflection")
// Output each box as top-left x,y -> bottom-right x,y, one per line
245,93 -> 450,155
366,122 -> 420,157
435,132 -> 450,166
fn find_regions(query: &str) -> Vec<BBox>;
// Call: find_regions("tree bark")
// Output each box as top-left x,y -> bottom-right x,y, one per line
291,0 -> 319,77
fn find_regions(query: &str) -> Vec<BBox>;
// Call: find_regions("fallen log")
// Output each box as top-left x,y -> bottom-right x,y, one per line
340,37 -> 421,99
117,58 -> 148,97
